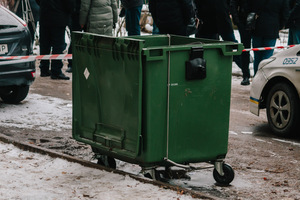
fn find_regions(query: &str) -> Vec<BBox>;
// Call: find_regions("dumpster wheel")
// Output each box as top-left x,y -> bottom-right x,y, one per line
213,163 -> 234,185
96,155 -> 117,169
143,168 -> 167,182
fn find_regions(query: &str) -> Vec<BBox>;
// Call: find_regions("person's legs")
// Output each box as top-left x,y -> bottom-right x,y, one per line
261,37 -> 276,61
238,23 -> 251,81
252,36 -> 263,75
288,28 -> 300,45
294,29 -> 300,44
67,14 -> 82,73
39,23 -> 51,76
125,5 -> 142,36
252,36 -> 276,75
66,41 -> 73,73
220,32 -> 237,42
50,26 -> 69,79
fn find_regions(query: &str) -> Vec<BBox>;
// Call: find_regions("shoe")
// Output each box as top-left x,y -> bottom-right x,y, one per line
40,71 -> 51,77
66,67 -> 72,73
241,77 -> 250,86
51,73 -> 70,80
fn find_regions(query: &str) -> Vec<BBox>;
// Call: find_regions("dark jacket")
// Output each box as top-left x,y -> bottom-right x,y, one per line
249,0 -> 289,38
286,0 -> 300,29
230,0 -> 251,25
194,0 -> 234,35
36,0 -> 74,27
149,0 -> 195,34
121,0 -> 143,9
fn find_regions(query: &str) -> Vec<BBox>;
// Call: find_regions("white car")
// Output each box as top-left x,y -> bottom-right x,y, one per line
250,45 -> 300,137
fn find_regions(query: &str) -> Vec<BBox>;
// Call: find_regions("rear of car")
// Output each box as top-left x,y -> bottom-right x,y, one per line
0,5 -> 35,104
250,45 -> 300,137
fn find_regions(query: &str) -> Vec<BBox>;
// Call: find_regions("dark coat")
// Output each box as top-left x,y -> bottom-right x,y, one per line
249,0 -> 289,38
230,0 -> 251,25
194,0 -> 234,35
36,0 -> 74,27
121,0 -> 143,9
286,0 -> 300,29
149,0 -> 196,35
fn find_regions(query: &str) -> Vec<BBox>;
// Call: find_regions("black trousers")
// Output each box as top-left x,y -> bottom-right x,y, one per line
39,24 -> 66,76
237,23 -> 251,79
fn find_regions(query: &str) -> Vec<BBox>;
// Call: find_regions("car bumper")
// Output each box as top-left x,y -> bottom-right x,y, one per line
250,69 -> 268,116
0,59 -> 35,86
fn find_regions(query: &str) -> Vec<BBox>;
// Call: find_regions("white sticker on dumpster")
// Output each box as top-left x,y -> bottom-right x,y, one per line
84,68 -> 90,80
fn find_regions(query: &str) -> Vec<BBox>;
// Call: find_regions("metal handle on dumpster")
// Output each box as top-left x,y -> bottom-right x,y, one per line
143,49 -> 166,61
93,123 -> 125,149
219,43 -> 244,56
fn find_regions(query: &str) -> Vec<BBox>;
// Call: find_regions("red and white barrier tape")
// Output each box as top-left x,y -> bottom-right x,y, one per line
0,45 -> 298,60
0,54 -> 72,60
242,45 -> 296,52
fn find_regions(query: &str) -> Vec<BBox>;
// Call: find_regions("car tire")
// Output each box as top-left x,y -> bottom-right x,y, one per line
266,83 -> 300,137
0,85 -> 29,104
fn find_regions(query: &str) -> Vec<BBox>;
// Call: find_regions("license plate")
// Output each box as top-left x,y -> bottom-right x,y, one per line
0,44 -> 8,55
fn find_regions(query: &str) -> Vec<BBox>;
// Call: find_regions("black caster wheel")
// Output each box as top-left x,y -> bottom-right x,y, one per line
97,155 -> 116,169
143,169 -> 165,182
213,163 -> 234,185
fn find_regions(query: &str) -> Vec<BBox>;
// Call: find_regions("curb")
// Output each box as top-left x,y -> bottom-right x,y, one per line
0,133 -> 219,200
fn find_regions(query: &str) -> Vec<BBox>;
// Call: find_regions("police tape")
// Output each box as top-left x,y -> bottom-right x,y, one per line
0,45 -> 298,60
242,45 -> 296,52
0,54 -> 72,60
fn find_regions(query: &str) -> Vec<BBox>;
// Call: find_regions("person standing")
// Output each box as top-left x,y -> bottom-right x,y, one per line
36,0 -> 74,80
230,0 -> 251,85
249,0 -> 289,75
149,0 -> 196,36
79,0 -> 118,35
66,0 -> 82,73
287,0 -> 300,45
195,0 -> 233,40
194,0 -> 242,74
121,0 -> 143,36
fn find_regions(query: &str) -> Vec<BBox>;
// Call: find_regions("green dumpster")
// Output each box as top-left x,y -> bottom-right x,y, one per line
72,32 -> 243,185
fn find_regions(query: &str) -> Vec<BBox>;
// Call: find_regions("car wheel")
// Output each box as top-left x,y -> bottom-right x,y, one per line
0,85 -> 29,104
266,83 -> 300,136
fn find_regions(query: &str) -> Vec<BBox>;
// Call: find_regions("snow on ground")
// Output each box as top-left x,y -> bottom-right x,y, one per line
0,141 -> 195,200
0,93 -> 72,131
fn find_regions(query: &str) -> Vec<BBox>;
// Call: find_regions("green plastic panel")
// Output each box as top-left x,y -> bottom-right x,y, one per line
72,32 -> 144,159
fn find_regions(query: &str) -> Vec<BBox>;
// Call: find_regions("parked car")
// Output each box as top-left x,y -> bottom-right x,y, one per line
250,45 -> 300,137
0,5 -> 35,104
